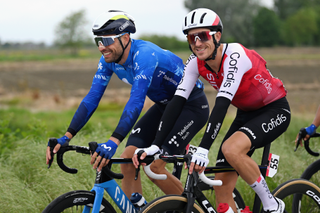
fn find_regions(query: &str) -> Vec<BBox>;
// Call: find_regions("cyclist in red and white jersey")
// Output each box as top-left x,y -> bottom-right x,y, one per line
133,8 -> 290,213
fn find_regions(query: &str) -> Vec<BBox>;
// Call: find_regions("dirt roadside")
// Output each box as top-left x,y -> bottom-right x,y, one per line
0,49 -> 320,116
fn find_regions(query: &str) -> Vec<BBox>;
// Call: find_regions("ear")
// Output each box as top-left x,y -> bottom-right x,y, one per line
123,33 -> 131,43
215,31 -> 222,43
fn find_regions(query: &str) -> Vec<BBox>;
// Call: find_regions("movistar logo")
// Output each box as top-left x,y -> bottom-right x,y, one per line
101,144 -> 111,151
131,128 -> 141,134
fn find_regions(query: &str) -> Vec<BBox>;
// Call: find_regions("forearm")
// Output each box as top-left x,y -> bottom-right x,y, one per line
153,95 -> 186,147
312,105 -> 320,128
199,97 -> 230,150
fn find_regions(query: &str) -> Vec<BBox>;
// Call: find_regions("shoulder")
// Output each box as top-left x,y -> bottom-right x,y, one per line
223,43 -> 251,63
185,54 -> 198,66
224,43 -> 247,55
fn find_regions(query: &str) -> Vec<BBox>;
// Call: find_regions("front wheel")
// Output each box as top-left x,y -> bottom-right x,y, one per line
42,190 -> 116,213
140,195 -> 204,213
272,178 -> 320,213
293,159 -> 320,211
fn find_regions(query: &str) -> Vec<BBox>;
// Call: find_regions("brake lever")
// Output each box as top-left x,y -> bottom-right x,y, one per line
294,128 -> 306,152
48,138 -> 58,169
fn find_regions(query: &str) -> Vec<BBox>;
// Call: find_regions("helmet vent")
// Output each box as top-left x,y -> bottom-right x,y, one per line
200,13 -> 207,24
191,11 -> 196,24
185,16 -> 187,27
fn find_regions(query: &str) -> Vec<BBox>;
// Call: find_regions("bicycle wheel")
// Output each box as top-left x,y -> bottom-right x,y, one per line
292,159 -> 320,212
140,195 -> 204,213
300,159 -> 320,183
198,176 -> 246,210
42,190 -> 116,213
272,178 -> 320,213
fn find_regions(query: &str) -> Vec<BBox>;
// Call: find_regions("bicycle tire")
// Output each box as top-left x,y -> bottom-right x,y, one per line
292,159 -> 320,211
300,159 -> 320,180
140,195 -> 204,213
272,178 -> 320,213
197,176 -> 246,210
42,190 -> 116,213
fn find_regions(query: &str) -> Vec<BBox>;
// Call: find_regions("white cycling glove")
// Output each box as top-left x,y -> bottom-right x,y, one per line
134,145 -> 160,156
191,147 -> 209,167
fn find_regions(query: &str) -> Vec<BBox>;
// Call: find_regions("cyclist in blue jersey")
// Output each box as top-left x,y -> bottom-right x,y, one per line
46,10 -> 209,197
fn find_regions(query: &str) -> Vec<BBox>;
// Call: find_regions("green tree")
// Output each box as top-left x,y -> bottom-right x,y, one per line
274,0 -> 320,20
184,0 -> 261,46
54,10 -> 90,56
283,7 -> 318,46
253,7 -> 281,47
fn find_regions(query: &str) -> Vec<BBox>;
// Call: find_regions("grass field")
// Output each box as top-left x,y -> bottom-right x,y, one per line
0,106 -> 319,212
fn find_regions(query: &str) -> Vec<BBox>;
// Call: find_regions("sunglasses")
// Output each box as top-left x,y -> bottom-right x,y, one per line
94,33 -> 127,47
187,31 -> 216,45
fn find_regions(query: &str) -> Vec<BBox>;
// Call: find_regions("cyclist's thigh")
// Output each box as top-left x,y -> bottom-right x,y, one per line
126,103 -> 165,148
216,98 -> 291,167
161,95 -> 209,155
239,103 -> 291,149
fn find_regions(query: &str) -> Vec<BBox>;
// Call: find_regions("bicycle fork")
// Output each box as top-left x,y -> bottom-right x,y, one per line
82,184 -> 105,213
183,172 -> 216,213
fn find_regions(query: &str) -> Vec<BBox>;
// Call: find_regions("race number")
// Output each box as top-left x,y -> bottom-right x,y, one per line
266,153 -> 280,178
187,144 -> 198,155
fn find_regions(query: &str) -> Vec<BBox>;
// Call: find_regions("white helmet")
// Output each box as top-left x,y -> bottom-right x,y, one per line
182,8 -> 223,35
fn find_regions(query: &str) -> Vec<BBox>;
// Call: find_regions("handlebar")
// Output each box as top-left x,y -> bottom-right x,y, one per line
143,153 -> 223,186
48,139 -> 225,185
295,129 -> 320,157
48,138 -> 155,180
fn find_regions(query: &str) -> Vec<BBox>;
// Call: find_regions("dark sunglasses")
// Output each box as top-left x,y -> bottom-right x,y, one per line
187,31 -> 216,45
94,33 -> 127,47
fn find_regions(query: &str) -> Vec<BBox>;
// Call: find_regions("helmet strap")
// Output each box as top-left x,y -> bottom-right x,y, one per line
205,36 -> 220,61
115,36 -> 131,64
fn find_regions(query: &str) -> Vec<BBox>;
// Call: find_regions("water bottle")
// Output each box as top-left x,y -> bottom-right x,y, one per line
240,206 -> 252,213
130,192 -> 147,210
217,203 -> 234,213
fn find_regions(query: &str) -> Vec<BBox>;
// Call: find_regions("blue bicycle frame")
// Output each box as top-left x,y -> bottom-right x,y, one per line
83,178 -> 138,213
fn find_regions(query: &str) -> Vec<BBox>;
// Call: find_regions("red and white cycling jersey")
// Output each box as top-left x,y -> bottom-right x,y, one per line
176,43 -> 287,111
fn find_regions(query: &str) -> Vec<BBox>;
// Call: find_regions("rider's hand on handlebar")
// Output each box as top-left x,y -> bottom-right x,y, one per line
295,124 -> 317,147
189,147 -> 209,175
132,145 -> 160,168
46,135 -> 70,165
90,140 -> 118,172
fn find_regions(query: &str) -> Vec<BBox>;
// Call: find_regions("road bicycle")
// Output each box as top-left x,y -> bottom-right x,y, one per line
292,130 -> 320,211
140,143 -> 320,213
42,139 -> 244,213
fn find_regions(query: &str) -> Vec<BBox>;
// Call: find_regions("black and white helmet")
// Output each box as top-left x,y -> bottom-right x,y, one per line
92,10 -> 136,36
182,8 -> 223,35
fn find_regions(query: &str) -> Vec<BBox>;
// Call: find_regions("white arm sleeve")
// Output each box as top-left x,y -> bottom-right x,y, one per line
175,55 -> 200,99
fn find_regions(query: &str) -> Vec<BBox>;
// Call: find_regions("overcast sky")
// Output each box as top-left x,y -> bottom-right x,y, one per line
0,0 -> 273,45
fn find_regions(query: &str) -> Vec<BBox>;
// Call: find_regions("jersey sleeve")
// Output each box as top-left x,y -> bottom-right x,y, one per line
217,45 -> 252,101
112,49 -> 158,141
199,97 -> 231,150
67,57 -> 112,136
175,54 -> 200,99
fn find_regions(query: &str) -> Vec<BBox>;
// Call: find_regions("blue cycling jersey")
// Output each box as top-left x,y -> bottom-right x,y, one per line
68,39 -> 204,140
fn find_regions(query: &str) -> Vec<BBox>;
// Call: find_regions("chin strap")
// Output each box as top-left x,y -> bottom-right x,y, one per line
115,37 -> 131,64
205,37 -> 220,61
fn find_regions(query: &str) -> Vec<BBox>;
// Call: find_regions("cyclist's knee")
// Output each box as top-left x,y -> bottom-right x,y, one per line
144,160 -> 166,182
149,160 -> 166,173
120,145 -> 137,158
